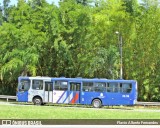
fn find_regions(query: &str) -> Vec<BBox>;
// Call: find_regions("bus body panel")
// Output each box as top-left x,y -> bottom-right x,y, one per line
81,92 -> 135,106
69,91 -> 80,104
17,76 -> 137,106
80,81 -> 137,106
28,77 -> 51,103
53,91 -> 80,104
17,91 -> 28,102
28,88 -> 44,102
53,90 -> 67,103
62,91 -> 73,104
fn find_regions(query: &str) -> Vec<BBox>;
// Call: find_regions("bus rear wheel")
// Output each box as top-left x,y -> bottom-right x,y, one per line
92,99 -> 102,108
33,97 -> 42,105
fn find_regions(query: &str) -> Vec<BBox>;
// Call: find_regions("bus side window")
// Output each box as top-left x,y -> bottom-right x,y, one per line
94,82 -> 106,92
32,80 -> 43,90
82,82 -> 93,92
122,83 -> 132,93
107,83 -> 118,93
54,81 -> 68,91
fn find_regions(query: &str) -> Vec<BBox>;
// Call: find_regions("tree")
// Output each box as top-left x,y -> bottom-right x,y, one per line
0,0 -> 44,94
0,0 -> 160,101
3,0 -> 10,21
0,4 -> 2,25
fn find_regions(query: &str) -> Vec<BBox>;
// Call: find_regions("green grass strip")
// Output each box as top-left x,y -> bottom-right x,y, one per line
0,104 -> 160,119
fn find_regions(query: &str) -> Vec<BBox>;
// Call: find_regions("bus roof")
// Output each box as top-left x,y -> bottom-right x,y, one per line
18,76 -> 137,83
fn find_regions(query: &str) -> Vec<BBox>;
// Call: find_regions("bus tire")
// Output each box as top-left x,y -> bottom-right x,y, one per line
92,99 -> 102,108
33,97 -> 42,105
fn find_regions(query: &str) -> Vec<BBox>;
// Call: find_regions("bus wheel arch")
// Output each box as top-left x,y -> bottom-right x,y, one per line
33,96 -> 43,105
92,98 -> 102,108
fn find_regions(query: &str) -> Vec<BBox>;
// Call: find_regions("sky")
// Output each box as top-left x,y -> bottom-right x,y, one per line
0,0 -> 59,6
0,0 -> 143,6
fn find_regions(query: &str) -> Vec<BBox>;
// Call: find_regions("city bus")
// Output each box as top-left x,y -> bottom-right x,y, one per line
16,76 -> 137,108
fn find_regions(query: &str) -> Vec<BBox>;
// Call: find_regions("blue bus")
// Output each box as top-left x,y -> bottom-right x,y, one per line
16,76 -> 137,108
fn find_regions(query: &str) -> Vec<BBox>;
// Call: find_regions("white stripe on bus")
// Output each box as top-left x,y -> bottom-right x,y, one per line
64,92 -> 73,103
58,91 -> 67,103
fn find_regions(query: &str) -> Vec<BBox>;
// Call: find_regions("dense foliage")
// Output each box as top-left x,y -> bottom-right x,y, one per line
0,0 -> 160,101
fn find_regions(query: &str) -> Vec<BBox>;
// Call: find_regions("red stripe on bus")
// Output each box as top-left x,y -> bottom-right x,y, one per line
71,93 -> 79,104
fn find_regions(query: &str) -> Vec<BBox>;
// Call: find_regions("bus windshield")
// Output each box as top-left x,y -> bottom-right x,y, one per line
18,79 -> 30,92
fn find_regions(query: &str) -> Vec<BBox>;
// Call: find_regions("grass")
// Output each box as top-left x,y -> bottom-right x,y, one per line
0,104 -> 160,119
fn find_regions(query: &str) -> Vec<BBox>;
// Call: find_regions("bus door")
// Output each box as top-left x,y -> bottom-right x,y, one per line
69,82 -> 81,104
44,81 -> 53,103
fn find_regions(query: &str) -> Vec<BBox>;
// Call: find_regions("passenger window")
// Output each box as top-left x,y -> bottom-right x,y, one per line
121,83 -> 132,93
32,80 -> 43,90
107,83 -> 119,93
94,82 -> 106,92
82,82 -> 94,92
54,81 -> 68,91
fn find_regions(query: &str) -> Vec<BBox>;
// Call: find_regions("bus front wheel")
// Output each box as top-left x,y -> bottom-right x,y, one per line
33,97 -> 42,105
92,99 -> 102,108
